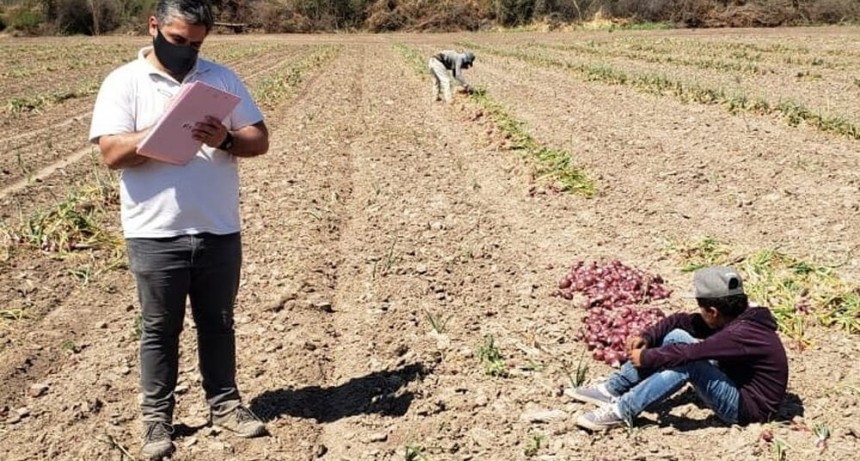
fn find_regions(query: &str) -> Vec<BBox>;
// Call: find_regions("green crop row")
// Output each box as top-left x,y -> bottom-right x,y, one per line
622,38 -> 844,70
465,42 -> 860,141
468,89 -> 595,196
537,42 -> 771,75
394,43 -> 594,196
669,237 -> 859,343
5,79 -> 101,114
6,153 -> 121,257
204,42 -> 283,63
254,45 -> 341,110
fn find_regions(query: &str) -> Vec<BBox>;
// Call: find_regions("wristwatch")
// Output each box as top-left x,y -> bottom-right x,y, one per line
218,131 -> 235,151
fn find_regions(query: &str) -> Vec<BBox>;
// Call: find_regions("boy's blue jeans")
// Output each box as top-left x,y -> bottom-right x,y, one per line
127,233 -> 243,423
604,329 -> 740,424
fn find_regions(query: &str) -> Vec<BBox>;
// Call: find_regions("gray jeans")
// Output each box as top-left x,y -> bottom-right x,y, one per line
127,232 -> 243,423
428,57 -> 452,102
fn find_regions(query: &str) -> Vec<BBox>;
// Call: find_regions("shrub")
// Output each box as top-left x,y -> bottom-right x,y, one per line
806,0 -> 860,23
5,0 -> 860,33
366,0 -> 487,32
532,0 -> 580,21
4,5 -> 44,34
54,0 -> 121,35
253,3 -> 316,33
492,0 -> 536,26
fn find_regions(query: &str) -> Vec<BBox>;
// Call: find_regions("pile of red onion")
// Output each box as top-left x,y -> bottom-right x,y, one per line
556,260 -> 672,367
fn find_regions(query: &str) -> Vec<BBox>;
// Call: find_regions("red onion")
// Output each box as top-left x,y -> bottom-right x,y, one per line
556,260 -> 671,367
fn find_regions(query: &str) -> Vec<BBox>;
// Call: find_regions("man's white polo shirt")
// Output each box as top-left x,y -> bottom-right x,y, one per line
89,47 -> 263,239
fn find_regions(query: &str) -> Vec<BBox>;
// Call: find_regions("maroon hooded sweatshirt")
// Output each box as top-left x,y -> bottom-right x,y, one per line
639,307 -> 789,424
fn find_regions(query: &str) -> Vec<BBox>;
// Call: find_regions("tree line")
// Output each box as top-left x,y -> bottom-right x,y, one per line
1,0 -> 858,35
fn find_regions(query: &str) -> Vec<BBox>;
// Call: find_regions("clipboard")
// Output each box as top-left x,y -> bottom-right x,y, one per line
137,81 -> 241,166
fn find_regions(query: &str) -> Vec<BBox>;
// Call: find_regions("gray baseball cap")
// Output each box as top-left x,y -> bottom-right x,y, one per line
690,266 -> 744,298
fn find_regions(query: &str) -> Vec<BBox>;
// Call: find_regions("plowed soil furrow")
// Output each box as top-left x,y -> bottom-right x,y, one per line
1,53 -> 135,98
0,145 -> 107,225
0,44 -> 307,191
525,44 -> 860,124
0,40 -> 293,139
468,50 -> 860,276
624,35 -> 860,68
0,46 -> 316,210
0,40 -> 266,97
307,44 -> 602,461
232,52 -> 361,461
531,36 -> 860,73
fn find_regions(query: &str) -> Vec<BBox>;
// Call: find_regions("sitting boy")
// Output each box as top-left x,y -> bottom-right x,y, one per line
570,266 -> 789,430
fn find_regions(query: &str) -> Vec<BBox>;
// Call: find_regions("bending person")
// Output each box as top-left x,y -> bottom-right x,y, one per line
428,50 -> 476,103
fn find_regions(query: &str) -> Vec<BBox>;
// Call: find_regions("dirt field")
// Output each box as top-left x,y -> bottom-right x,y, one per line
1,27 -> 859,461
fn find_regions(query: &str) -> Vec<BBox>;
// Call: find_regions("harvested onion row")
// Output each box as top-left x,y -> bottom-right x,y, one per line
556,260 -> 672,367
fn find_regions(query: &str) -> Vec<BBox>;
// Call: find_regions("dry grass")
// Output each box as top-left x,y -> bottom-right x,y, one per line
669,237 -> 860,343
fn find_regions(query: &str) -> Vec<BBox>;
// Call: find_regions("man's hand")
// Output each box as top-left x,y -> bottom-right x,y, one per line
192,116 -> 229,148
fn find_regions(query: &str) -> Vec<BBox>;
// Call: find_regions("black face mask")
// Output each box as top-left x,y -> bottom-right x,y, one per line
153,28 -> 199,76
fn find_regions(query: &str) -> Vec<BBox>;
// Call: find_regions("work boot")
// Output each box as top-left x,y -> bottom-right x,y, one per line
140,421 -> 175,460
211,405 -> 267,438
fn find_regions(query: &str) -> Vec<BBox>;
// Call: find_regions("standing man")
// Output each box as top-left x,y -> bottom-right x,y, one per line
428,50 -> 476,103
88,1 -> 269,459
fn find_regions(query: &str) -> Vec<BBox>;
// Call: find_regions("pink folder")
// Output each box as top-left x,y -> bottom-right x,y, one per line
137,81 -> 241,166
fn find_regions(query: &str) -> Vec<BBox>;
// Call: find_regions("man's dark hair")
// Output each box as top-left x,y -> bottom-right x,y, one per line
697,294 -> 749,318
157,0 -> 214,32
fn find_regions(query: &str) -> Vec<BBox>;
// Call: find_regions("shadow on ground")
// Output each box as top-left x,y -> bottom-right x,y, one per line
249,363 -> 427,423
174,422 -> 208,438
649,389 -> 805,432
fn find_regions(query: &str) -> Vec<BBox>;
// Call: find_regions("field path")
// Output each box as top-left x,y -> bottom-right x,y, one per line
465,47 -> 860,270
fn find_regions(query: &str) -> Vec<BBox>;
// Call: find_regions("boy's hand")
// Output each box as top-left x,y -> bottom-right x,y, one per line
626,336 -> 646,355
627,336 -> 647,367
629,347 -> 645,367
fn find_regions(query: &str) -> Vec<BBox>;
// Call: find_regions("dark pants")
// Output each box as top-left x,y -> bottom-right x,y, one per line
127,232 -> 243,423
